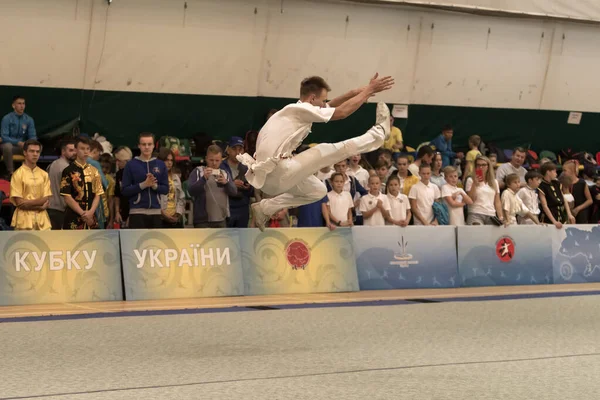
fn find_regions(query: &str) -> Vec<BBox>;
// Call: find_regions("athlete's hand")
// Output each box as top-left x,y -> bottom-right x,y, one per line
368,73 -> 395,94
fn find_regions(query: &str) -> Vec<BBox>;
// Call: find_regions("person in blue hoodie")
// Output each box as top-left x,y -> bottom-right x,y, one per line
121,132 -> 169,229
429,124 -> 463,168
220,136 -> 253,228
1,95 -> 37,176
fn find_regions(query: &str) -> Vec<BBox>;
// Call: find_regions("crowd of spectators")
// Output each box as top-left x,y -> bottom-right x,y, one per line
2,95 -> 600,231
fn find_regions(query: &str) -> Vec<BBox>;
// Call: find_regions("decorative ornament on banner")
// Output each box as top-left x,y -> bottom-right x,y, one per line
458,226 -> 552,287
352,226 -> 458,290
552,225 -> 600,284
239,228 -> 359,296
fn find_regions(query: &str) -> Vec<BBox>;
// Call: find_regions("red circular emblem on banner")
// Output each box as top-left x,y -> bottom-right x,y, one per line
285,240 -> 311,270
496,237 -> 515,262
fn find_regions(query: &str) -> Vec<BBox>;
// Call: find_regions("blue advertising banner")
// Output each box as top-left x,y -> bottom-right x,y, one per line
239,228 -> 359,295
120,229 -> 244,301
457,226 -> 553,287
352,226 -> 459,290
552,225 -> 600,284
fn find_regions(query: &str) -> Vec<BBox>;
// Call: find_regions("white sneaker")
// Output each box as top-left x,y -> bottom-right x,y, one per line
376,102 -> 391,140
252,202 -> 270,232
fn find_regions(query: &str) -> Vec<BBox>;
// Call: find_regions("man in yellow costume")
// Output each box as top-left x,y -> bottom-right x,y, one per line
10,139 -> 52,230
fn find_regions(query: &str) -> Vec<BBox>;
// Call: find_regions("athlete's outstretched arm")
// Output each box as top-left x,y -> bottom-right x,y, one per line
327,88 -> 361,108
328,73 -> 381,107
330,73 -> 394,121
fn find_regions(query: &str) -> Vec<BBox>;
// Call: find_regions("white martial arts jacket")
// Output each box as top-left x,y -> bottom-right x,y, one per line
237,101 -> 335,189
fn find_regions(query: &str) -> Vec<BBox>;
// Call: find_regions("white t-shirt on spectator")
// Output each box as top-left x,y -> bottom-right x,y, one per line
359,192 -> 391,226
465,177 -> 499,217
496,163 -> 527,185
386,193 -> 410,223
326,190 -> 354,224
517,186 -> 540,225
442,184 -> 467,226
501,189 -> 530,225
316,169 -> 333,181
408,181 -> 441,225
408,163 -> 420,177
348,166 -> 370,188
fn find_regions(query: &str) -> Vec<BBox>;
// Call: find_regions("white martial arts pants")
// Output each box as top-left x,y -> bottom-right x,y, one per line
258,124 -> 385,216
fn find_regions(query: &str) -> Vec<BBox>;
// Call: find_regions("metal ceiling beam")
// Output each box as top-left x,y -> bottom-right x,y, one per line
312,0 -> 600,25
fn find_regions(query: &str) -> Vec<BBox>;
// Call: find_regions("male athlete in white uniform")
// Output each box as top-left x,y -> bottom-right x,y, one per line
237,74 -> 394,230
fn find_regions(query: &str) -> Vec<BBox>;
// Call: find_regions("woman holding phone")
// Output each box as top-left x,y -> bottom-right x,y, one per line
465,156 -> 504,225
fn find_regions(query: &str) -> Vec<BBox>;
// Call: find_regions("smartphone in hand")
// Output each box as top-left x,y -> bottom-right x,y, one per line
476,168 -> 484,181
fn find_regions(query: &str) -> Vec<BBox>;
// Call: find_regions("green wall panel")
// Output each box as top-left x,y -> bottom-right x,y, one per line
1,85 -> 597,154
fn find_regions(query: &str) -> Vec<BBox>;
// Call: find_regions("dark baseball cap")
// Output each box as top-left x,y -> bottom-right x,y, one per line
228,136 -> 244,148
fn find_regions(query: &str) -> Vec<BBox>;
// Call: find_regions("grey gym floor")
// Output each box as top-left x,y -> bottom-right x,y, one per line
1,293 -> 599,399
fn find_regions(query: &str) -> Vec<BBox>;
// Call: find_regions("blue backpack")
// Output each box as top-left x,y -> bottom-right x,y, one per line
432,201 -> 450,226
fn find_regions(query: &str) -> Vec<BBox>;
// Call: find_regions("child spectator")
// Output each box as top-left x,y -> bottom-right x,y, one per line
558,173 -> 575,211
325,159 -> 367,225
348,154 -> 370,188
360,175 -> 390,226
385,175 -> 411,226
442,166 -> 472,226
99,153 -> 115,227
501,173 -> 539,225
187,145 -> 237,228
393,155 -> 420,196
539,163 -> 575,228
325,159 -> 368,199
409,164 -> 441,226
430,152 -> 447,189
408,145 -> 434,177
517,170 -> 542,225
324,172 -> 354,230
375,161 -> 389,194
488,153 -> 498,172
376,148 -> 395,175
464,135 -> 482,179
